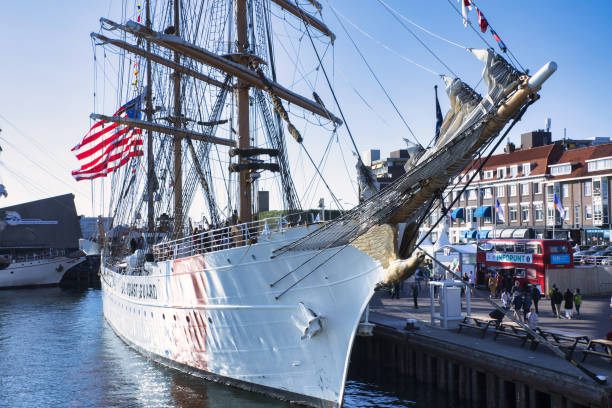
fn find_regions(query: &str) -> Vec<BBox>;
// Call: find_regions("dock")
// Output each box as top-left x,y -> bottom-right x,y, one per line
349,290 -> 612,407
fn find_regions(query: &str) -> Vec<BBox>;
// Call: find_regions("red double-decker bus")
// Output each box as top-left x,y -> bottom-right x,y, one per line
476,239 -> 573,293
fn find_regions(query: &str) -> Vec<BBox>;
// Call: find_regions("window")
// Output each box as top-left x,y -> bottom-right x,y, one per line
547,185 -> 555,201
562,183 -> 569,198
468,189 -> 477,200
510,165 -> 518,178
521,204 -> 530,222
584,181 -> 592,196
550,164 -> 571,175
483,187 -> 492,198
547,206 -> 556,223
484,170 -> 493,179
574,205 -> 580,225
548,245 -> 569,254
496,185 -> 505,197
466,207 -> 474,223
534,182 -> 542,194
587,158 -> 612,172
520,183 -> 529,196
525,243 -> 542,254
523,163 -> 531,176
594,203 -> 603,223
497,167 -> 506,179
534,203 -> 543,221
509,185 -> 517,197
585,205 -> 592,220
594,179 -> 601,196
509,205 -> 518,222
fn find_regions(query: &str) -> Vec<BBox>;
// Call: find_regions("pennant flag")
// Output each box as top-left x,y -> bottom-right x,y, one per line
495,198 -> 505,222
476,7 -> 488,33
71,93 -> 145,181
490,29 -> 507,53
434,85 -> 443,142
553,193 -> 566,220
459,0 -> 472,27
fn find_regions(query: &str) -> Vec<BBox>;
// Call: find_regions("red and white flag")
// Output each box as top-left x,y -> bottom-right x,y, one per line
460,0 -> 472,27
71,95 -> 144,181
476,7 -> 488,33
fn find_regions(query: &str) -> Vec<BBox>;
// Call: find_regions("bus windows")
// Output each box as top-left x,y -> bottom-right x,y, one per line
525,243 -> 542,254
514,268 -> 526,278
514,243 -> 525,253
495,243 -> 505,252
548,245 -> 568,254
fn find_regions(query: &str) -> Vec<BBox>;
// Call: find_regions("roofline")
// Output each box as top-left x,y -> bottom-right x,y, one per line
585,155 -> 612,163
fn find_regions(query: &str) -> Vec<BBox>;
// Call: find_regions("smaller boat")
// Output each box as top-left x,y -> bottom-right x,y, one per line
0,194 -> 86,288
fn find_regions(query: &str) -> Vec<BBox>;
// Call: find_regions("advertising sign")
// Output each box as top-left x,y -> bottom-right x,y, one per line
550,254 -> 570,265
485,252 -> 533,264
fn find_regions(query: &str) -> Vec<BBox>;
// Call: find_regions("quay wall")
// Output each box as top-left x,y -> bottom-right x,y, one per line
546,267 -> 612,296
349,324 -> 611,408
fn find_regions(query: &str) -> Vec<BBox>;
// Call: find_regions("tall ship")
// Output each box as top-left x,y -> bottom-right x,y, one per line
0,194 -> 87,288
74,1 -> 556,406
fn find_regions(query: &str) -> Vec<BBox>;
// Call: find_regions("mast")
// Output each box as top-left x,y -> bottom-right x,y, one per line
145,0 -> 154,233
236,0 -> 251,223
172,0 -> 183,236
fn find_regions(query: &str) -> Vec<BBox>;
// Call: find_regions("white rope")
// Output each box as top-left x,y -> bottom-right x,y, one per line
377,0 -> 469,50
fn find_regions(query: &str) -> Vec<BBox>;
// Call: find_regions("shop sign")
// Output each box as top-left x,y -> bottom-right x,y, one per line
486,252 -> 532,264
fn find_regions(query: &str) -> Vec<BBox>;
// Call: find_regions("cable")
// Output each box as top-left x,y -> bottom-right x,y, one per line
375,0 -> 459,78
327,1 -> 421,145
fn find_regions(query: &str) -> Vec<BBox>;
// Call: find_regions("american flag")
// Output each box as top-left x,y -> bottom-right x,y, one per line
71,95 -> 144,181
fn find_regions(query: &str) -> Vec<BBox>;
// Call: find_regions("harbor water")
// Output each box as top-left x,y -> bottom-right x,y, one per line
0,288 -> 462,407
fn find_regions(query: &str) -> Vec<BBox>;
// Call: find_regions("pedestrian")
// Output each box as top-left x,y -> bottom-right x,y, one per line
574,288 -> 582,317
511,280 -> 521,296
527,306 -> 539,329
530,285 -> 541,314
411,280 -> 419,309
563,288 -> 574,319
512,293 -> 524,321
549,284 -> 558,317
573,242 -> 580,253
523,291 -> 532,321
391,281 -> 401,299
495,272 -> 503,298
501,289 -> 510,309
488,273 -> 497,299
468,270 -> 476,294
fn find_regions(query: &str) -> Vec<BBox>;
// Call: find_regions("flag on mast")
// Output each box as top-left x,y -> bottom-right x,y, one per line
490,29 -> 507,53
459,0 -> 472,27
71,93 -> 145,181
495,198 -> 505,222
434,85 -> 443,142
553,193 -> 566,220
476,7 -> 488,33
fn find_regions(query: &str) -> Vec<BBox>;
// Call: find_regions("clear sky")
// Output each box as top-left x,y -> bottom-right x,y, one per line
0,0 -> 610,217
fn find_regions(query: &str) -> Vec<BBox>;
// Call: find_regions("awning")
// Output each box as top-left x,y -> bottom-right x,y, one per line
500,229 -> 515,238
512,228 -> 529,238
478,230 -> 490,239
452,208 -> 464,219
475,205 -> 492,218
461,230 -> 478,239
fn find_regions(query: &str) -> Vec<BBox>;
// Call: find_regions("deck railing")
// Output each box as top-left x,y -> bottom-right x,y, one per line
153,212 -> 314,262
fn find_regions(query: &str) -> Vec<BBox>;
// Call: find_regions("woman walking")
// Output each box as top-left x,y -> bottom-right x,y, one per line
563,289 -> 574,319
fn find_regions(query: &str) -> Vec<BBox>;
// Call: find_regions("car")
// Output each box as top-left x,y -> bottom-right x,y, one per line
574,249 -> 600,264
585,250 -> 612,265
601,257 -> 612,266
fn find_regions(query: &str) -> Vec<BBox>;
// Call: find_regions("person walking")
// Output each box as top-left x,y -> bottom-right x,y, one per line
512,293 -> 524,321
563,288 -> 574,319
574,288 -> 582,317
530,285 -> 541,314
527,306 -> 539,329
488,273 -> 497,299
411,280 -> 419,309
523,291 -> 532,321
549,284 -> 559,317
501,290 -> 511,309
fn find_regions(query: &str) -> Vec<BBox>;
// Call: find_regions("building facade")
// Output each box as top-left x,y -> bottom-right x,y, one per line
419,131 -> 612,245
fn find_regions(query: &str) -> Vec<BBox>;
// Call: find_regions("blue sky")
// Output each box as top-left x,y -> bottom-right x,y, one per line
0,0 -> 610,216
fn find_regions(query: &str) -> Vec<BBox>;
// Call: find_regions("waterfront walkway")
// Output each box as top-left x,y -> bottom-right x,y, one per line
368,288 -> 612,380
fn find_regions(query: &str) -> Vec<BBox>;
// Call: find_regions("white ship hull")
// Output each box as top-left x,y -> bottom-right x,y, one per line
102,226 -> 384,407
0,256 -> 86,288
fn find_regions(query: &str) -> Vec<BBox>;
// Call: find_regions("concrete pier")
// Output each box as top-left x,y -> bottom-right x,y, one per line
348,291 -> 612,407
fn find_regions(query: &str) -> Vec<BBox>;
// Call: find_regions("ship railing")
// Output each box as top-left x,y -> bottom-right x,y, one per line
153,212 -> 314,262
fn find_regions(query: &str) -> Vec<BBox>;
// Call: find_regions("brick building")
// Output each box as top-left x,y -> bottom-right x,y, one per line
420,131 -> 612,245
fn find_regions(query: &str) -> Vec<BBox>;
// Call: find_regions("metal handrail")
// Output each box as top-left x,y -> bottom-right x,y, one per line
153,212 -> 314,262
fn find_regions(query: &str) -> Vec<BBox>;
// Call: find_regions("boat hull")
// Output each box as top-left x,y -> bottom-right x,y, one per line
101,227 -> 384,407
0,256 -> 86,288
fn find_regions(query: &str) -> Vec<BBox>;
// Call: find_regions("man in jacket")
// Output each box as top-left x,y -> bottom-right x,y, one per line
530,285 -> 541,314
563,288 -> 574,319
